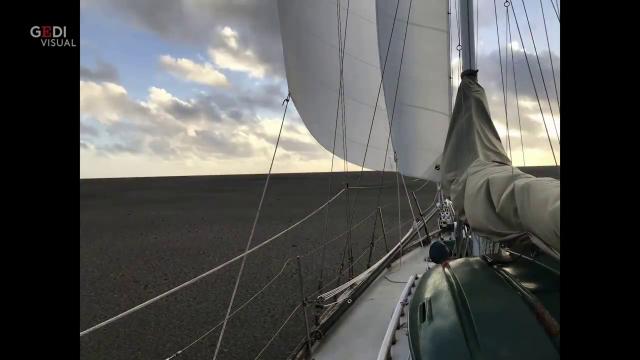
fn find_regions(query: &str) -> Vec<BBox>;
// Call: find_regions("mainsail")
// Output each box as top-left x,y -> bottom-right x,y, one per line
277,0 -> 451,180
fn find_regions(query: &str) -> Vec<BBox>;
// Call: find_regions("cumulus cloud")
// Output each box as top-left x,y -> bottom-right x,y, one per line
159,55 -> 229,87
80,81 -> 148,123
80,80 -> 328,166
208,26 -> 268,78
85,0 -> 284,77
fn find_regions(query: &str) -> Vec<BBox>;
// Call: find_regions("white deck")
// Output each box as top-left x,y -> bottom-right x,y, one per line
312,245 -> 433,360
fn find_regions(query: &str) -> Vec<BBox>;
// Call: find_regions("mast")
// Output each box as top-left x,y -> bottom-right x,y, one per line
441,0 -> 560,253
458,0 -> 476,71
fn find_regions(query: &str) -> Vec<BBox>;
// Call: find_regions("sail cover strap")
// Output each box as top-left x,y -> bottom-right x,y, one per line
441,71 -> 560,252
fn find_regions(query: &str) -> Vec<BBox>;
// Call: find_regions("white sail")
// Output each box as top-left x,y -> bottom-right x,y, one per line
277,0 -> 395,172
376,0 -> 451,180
278,0 -> 451,179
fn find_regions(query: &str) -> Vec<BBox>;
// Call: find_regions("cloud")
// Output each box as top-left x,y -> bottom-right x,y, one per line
79,80 -> 329,168
85,0 -> 284,77
253,120 -> 326,160
191,129 -> 255,157
148,138 -> 178,157
80,141 -> 93,150
80,121 -> 98,137
80,0 -> 560,176
80,81 -> 148,123
158,55 -> 229,87
208,26 -> 268,78
80,60 -> 119,82
454,44 -> 560,161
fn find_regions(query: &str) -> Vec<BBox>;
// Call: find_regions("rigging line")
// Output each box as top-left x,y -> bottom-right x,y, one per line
549,0 -> 560,22
355,0 -> 400,172
505,2 -> 513,162
382,0 -> 420,242
337,0 -> 346,176
458,4 -> 462,78
164,259 -> 293,360
371,139 -> 392,225
385,0 -> 418,222
319,0 -> 351,292
539,0 -> 560,110
318,242 -> 382,299
311,201 -> 403,281
396,170 -> 402,266
303,206 -> 382,260
253,304 -> 302,360
287,336 -> 308,360
414,179 -> 431,193
334,0 -> 350,285
313,218 -> 415,300
341,0 -> 401,284
454,0 -> 462,80
346,187 -> 355,279
374,133 -> 391,211
384,0 -> 417,263
211,94 -> 291,360
79,186 -> 346,338
518,0 -> 560,145
367,208 -> 379,267
510,4 -> 558,165
372,0 -> 414,226
447,0 -> 455,114
311,217 -> 414,299
400,170 -> 419,234
317,164 -> 336,291
475,0 -> 479,63
335,0 -> 348,178
341,1 -> 351,176
348,0 -> 401,218
295,202 -> 400,294
319,216 -> 426,300
493,0 -> 509,156
340,1 -> 354,277
507,7 -> 526,166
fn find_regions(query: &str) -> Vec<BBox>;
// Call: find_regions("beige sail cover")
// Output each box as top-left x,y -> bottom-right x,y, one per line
441,71 -> 560,252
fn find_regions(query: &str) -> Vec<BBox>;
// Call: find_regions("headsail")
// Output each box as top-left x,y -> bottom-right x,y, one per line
277,0 -> 451,179
376,0 -> 451,180
277,0 -> 395,172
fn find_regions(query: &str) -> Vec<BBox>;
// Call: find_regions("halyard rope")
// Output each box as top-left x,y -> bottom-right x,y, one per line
211,93 -> 291,359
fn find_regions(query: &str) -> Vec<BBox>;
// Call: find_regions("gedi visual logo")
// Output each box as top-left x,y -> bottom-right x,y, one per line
30,26 -> 77,47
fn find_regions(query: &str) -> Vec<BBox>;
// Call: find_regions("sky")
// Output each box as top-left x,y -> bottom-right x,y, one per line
80,0 -> 560,179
